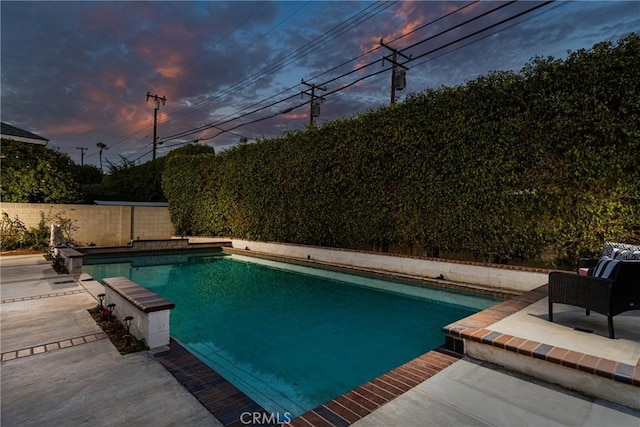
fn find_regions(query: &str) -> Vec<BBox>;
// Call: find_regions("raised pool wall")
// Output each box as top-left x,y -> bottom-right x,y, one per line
187,237 -> 550,296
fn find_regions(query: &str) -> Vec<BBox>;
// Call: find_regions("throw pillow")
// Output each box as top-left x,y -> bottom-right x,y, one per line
603,242 -> 640,258
593,256 -> 621,279
614,250 -> 632,260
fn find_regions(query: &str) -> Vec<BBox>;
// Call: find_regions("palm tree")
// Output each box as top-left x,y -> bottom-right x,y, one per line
96,142 -> 107,172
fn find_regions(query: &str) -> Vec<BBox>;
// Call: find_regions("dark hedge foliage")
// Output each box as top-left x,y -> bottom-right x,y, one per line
0,140 -> 83,203
163,34 -> 640,265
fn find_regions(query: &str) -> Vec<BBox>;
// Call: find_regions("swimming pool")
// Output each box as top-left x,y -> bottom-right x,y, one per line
84,251 -> 500,416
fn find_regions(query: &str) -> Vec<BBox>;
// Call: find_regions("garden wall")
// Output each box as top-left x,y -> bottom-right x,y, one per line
1,203 -> 175,246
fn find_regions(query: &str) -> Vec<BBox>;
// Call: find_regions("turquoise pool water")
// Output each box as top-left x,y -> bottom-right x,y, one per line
84,251 -> 500,416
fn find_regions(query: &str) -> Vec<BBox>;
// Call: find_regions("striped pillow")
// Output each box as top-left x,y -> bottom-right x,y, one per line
613,250 -> 640,260
593,256 -> 621,279
604,242 -> 640,258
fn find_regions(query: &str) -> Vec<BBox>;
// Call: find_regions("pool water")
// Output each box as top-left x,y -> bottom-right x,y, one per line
84,252 -> 500,416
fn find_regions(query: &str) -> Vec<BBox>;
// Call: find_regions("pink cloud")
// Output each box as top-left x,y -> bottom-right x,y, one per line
46,121 -> 94,135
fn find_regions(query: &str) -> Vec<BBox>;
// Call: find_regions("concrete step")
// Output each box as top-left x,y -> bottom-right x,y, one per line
443,286 -> 640,411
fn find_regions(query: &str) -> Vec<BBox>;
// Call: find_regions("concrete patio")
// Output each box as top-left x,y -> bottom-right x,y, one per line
1,255 -> 220,427
1,254 -> 638,426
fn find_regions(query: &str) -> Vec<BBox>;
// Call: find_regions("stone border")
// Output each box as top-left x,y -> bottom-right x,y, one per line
226,240 -> 550,294
1,332 -> 108,362
223,247 -> 518,299
1,289 -> 87,304
447,327 -> 640,386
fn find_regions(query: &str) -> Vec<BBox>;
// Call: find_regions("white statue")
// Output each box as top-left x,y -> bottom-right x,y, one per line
50,224 -> 64,253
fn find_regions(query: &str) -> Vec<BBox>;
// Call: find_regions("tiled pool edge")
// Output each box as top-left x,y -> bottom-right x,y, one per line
154,339 -> 275,427
289,348 -> 461,427
147,256 -> 525,427
154,338 -> 460,427
442,284 -> 640,388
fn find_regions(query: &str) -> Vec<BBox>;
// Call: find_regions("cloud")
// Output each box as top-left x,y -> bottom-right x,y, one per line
1,1 -> 637,166
46,121 -> 95,135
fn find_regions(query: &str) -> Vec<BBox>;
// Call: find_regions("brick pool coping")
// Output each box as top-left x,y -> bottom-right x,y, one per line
154,283 -> 639,426
441,285 -> 640,387
155,339 -> 273,426
154,339 -> 460,427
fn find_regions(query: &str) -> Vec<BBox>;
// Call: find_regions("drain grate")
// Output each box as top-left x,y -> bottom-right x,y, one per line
573,327 -> 594,333
53,280 -> 75,285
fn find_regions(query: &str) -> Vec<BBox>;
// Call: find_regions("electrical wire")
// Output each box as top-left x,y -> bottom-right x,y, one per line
87,2 -> 304,161
156,1 -> 518,146
176,1 -> 559,147
126,0 -> 558,160
157,1 -> 396,131
98,0 -> 472,160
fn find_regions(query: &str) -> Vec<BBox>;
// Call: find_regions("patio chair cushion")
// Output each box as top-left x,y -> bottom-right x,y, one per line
603,242 -> 640,258
613,249 -> 640,260
593,256 -> 621,279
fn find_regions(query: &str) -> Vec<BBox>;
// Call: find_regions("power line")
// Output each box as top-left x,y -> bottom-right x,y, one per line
189,1 -> 558,145
155,1 -> 396,138
129,0 -> 557,161
97,1 -> 470,161
406,0 -> 572,93
156,1 -> 518,146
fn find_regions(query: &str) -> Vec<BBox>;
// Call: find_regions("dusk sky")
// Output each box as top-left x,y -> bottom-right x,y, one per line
1,1 -> 638,168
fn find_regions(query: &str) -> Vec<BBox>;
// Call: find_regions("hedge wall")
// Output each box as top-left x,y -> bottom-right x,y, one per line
163,34 -> 640,264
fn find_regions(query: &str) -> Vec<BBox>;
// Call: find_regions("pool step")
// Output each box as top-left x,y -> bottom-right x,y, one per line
442,285 -> 640,411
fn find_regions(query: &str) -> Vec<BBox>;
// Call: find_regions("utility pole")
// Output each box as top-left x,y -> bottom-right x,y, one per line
380,39 -> 410,105
146,92 -> 167,160
301,79 -> 326,126
76,147 -> 88,166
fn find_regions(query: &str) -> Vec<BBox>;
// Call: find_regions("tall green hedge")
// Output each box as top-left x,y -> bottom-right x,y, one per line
163,34 -> 640,264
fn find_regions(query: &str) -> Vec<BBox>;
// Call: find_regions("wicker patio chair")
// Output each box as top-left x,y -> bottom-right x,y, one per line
548,260 -> 640,339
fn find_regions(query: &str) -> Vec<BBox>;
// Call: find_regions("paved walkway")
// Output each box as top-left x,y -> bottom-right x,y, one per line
1,255 -> 221,427
1,254 -> 639,426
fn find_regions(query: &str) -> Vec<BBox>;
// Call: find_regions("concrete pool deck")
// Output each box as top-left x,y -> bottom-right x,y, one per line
1,254 -> 639,426
1,254 -> 221,427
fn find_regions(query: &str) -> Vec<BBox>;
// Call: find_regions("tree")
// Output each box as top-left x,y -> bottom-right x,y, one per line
0,139 -> 82,203
74,164 -> 104,203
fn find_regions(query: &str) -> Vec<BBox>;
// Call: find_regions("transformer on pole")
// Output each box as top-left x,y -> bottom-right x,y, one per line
301,79 -> 326,126
380,39 -> 410,104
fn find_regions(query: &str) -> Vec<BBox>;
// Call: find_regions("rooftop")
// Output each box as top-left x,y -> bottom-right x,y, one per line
1,122 -> 49,146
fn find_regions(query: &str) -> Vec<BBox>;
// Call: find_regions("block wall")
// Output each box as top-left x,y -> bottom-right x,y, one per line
1,203 -> 175,246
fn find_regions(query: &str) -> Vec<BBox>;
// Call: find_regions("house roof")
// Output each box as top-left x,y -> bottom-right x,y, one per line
1,122 -> 49,145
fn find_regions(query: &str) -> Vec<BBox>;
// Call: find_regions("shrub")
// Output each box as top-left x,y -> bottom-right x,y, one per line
0,212 -> 28,250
